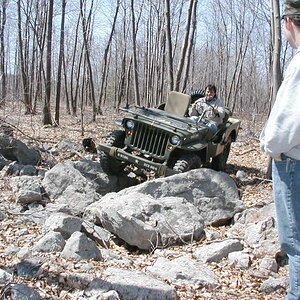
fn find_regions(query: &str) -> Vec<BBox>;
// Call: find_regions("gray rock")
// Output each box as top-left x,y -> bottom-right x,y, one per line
101,249 -> 132,266
87,267 -> 177,300
61,231 -> 102,261
147,256 -> 218,287
20,165 -> 37,176
86,193 -> 204,250
44,212 -> 83,239
56,139 -> 83,152
0,134 -> 40,165
33,231 -> 66,253
21,203 -> 47,225
42,162 -> 100,215
234,203 -> 276,225
0,153 -> 11,169
116,168 -> 244,226
259,277 -> 288,293
61,272 -> 91,289
194,239 -> 243,263
82,220 -> 111,248
228,251 -> 252,269
244,217 -> 280,256
259,257 -> 278,273
10,283 -> 41,300
0,268 -> 13,284
10,176 -> 43,204
0,210 -> 6,221
16,260 -> 41,278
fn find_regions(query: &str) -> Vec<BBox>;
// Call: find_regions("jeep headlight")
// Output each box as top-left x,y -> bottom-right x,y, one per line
125,120 -> 135,130
170,135 -> 181,146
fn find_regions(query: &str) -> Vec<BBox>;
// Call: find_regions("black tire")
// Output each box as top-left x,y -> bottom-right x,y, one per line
190,89 -> 205,104
173,154 -> 201,173
100,130 -> 126,175
211,142 -> 231,171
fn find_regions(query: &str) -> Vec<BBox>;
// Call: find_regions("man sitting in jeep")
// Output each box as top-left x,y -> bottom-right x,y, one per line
188,84 -> 225,133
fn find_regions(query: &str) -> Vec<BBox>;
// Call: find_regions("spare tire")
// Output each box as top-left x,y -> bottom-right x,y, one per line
190,89 -> 205,103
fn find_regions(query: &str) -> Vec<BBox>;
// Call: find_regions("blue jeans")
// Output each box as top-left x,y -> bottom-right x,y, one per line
272,156 -> 300,300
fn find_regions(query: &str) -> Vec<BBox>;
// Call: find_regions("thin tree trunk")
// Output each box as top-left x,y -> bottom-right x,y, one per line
182,0 -> 198,93
130,0 -> 141,106
43,0 -> 54,125
17,0 -> 32,114
164,0 -> 174,90
55,0 -> 66,126
97,0 -> 120,113
0,0 -> 7,106
80,0 -> 96,121
174,0 -> 194,91
266,0 -> 282,179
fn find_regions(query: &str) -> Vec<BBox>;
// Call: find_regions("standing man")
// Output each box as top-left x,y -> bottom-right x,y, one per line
188,84 -> 225,133
260,1 -> 300,299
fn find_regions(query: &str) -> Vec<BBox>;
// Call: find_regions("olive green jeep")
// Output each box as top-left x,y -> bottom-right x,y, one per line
97,91 -> 240,177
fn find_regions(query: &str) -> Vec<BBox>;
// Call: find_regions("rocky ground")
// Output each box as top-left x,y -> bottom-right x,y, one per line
0,103 -> 287,299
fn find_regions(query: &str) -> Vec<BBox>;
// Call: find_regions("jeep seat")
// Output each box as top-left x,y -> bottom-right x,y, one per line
164,91 -> 191,117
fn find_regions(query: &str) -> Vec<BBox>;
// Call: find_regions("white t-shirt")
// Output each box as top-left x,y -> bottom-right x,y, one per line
260,47 -> 300,159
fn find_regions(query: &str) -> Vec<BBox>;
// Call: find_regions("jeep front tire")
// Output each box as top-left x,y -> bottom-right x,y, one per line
173,154 -> 201,173
100,130 -> 126,175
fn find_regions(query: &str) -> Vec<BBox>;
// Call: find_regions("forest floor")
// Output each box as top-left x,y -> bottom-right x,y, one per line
0,103 -> 287,299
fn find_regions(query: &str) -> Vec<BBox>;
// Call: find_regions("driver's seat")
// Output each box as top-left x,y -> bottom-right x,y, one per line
164,91 -> 191,117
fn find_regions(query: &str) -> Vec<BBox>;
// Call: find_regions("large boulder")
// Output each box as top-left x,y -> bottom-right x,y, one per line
110,168 -> 244,226
86,192 -> 204,250
42,162 -> 100,215
0,134 -> 40,165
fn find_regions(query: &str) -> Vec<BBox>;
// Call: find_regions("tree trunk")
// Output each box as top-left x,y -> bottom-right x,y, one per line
182,0 -> 198,93
97,0 -> 120,113
164,0 -> 174,91
266,0 -> 282,179
174,0 -> 194,91
43,0 -> 54,125
0,0 -> 7,106
80,0 -> 96,121
17,0 -> 32,114
130,0 -> 141,106
55,0 -> 66,125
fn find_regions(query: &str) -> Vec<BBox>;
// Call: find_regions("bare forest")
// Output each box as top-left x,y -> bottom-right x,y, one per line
0,0 -> 290,124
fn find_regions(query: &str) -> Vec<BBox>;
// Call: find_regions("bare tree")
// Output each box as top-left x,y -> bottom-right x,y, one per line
0,0 -> 8,106
55,0 -> 67,126
80,0 -> 97,121
130,0 -> 141,106
97,0 -> 120,114
17,0 -> 32,114
164,0 -> 174,91
181,0 -> 198,92
174,0 -> 194,91
266,0 -> 282,178
43,0 -> 54,125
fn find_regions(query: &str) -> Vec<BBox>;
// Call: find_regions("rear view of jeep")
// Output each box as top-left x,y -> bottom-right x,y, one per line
98,91 -> 240,177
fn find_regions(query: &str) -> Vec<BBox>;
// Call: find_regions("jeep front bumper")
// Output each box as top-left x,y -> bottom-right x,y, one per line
99,144 -> 179,177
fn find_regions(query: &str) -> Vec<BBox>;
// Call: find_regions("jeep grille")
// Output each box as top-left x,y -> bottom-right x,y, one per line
129,122 -> 170,158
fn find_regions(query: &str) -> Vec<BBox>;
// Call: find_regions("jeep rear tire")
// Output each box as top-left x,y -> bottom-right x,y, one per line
173,154 -> 201,173
211,142 -> 231,171
100,130 -> 126,175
